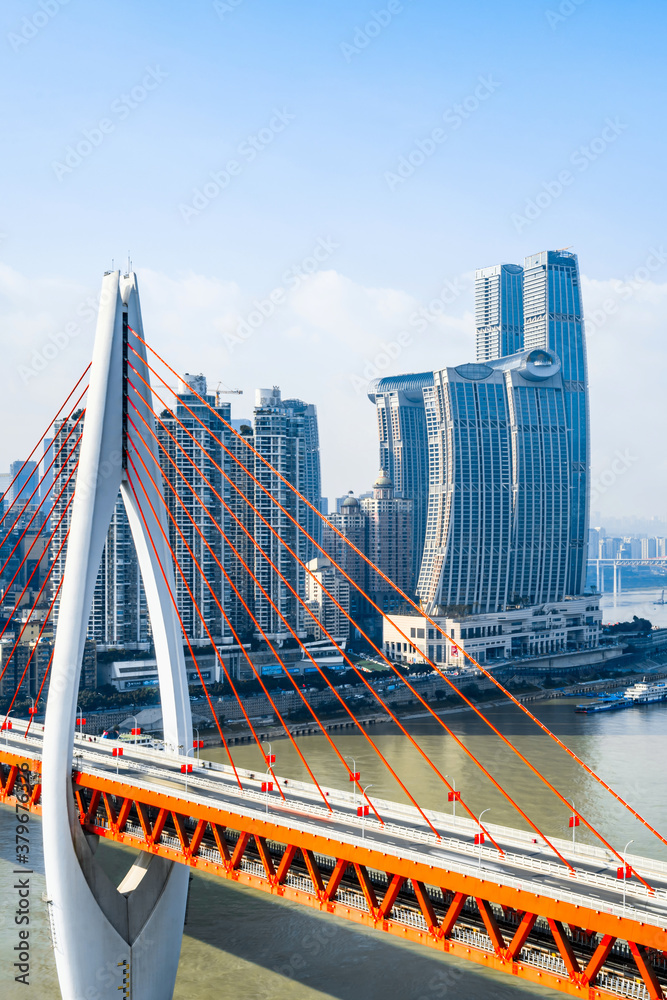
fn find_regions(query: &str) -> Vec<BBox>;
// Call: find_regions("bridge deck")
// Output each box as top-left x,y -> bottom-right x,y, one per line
2,719 -> 667,1000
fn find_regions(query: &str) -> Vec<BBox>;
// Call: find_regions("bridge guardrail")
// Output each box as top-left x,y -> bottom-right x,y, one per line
5,723 -> 667,924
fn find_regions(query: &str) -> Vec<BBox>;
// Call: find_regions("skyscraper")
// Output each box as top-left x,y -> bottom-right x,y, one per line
523,250 -> 589,594
322,492 -> 369,625
475,263 -> 524,361
226,421 -> 256,639
251,387 -> 322,637
367,373 -> 432,592
417,348 -> 570,614
281,397 -> 323,556
7,459 -> 39,510
89,497 -> 148,646
50,413 -> 148,648
473,250 -> 590,597
157,374 -> 231,646
360,471 -> 413,611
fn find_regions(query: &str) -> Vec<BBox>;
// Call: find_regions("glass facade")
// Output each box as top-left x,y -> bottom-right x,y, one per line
475,263 -> 524,361
251,387 -> 322,637
51,413 -> 148,648
367,372 -> 433,593
523,250 -> 589,594
417,349 -> 570,614
158,380 -> 232,645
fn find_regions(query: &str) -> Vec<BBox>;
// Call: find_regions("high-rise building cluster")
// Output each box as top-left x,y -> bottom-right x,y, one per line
0,377 -> 326,698
0,248 -> 607,699
371,250 -> 601,669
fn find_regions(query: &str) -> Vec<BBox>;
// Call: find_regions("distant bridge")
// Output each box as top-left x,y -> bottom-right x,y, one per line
589,558 -> 667,597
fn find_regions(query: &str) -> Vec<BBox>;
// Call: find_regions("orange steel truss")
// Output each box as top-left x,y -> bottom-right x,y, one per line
2,747 -> 667,1000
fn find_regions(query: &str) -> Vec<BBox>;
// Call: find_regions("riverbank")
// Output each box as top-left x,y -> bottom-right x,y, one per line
200,654 -> 667,748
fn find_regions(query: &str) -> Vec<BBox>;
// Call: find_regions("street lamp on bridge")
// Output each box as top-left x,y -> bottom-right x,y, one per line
445,774 -> 460,820
477,808 -> 490,868
346,756 -> 360,813
262,741 -> 276,814
569,799 -> 580,848
619,839 -> 634,913
182,745 -> 197,795
360,784 -> 373,840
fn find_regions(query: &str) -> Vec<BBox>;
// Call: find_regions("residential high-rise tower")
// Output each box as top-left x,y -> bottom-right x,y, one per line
475,263 -> 524,362
523,250 -> 589,594
157,374 -> 231,646
417,348 -> 570,614
367,373 -> 432,592
251,387 -> 322,637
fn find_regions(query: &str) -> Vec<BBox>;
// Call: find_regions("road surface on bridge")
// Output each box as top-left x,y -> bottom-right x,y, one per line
5,717 -> 667,932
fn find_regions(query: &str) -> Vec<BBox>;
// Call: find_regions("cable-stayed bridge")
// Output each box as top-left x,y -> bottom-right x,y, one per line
1,270 -> 667,1000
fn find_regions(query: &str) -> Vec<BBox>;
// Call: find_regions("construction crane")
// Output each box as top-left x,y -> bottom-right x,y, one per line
216,381 -> 243,407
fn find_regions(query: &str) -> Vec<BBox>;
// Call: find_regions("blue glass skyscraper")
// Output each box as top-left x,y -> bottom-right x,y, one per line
417,349 -> 570,614
367,372 -> 433,593
523,250 -> 589,595
475,263 -> 524,361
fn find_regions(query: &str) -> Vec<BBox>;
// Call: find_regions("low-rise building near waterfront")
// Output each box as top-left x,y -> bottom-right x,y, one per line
383,597 -> 605,669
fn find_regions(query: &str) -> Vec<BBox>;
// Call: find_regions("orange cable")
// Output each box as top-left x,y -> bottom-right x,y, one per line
126,432 -> 333,811
127,383 -> 550,850
127,404 -> 499,841
0,410 -> 85,576
0,457 -> 80,654
131,333 -> 667,872
127,419 -> 407,824
1,552 -> 67,725
0,364 -> 90,531
128,366 -> 574,847
124,468 -> 242,787
124,469 -> 248,790
129,345 -> 648,877
0,388 -> 87,544
24,647 -> 54,738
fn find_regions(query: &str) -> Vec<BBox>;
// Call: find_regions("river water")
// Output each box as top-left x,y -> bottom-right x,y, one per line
600,585 -> 667,626
3,694 -> 667,1000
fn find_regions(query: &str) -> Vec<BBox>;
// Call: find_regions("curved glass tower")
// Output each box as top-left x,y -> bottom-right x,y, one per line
417,349 -> 570,614
367,372 -> 433,593
475,263 -> 524,361
523,250 -> 589,595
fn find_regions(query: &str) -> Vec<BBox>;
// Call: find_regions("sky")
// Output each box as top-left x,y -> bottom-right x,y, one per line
1,0 -> 666,518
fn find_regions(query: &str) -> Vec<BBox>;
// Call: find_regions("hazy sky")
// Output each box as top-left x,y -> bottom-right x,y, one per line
1,0 -> 665,518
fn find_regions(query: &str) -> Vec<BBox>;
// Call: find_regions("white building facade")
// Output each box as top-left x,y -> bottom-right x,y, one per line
383,597 -> 602,668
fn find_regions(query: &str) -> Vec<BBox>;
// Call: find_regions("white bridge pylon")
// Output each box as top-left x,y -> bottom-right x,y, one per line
42,271 -> 193,1000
